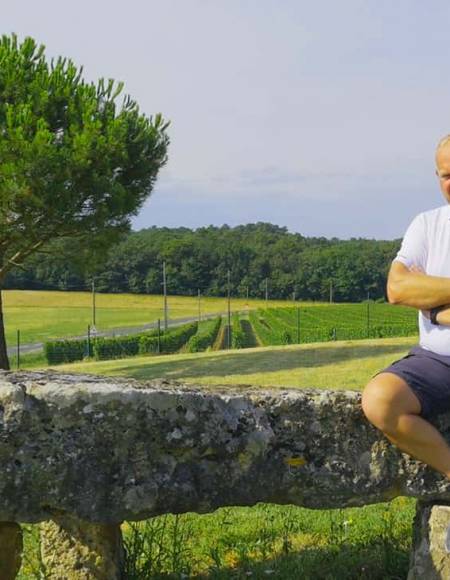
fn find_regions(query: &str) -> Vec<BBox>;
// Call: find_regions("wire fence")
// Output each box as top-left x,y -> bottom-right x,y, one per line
6,295 -> 421,372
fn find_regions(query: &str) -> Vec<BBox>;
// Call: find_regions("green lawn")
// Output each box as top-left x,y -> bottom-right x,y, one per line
2,289 -> 306,346
55,335 -> 417,390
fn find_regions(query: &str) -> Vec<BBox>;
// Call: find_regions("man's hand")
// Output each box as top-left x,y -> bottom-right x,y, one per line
436,307 -> 450,325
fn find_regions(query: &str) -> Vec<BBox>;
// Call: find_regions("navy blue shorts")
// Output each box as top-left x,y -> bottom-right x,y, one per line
375,345 -> 450,420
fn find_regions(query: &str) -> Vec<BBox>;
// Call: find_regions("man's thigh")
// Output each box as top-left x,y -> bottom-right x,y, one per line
362,372 -> 421,420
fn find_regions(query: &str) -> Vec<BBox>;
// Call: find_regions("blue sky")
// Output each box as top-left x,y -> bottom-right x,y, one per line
4,1 -> 450,239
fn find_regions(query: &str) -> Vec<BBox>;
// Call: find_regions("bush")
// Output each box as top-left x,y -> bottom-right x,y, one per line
92,334 -> 148,360
139,322 -> 198,355
186,317 -> 222,352
44,322 -> 198,364
231,314 -> 246,349
44,338 -> 87,364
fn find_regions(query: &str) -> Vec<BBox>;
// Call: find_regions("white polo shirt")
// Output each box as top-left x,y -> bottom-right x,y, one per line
394,204 -> 450,355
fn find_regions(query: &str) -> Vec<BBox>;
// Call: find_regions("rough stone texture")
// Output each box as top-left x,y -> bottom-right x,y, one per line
0,522 -> 23,580
40,514 -> 124,579
408,502 -> 450,579
1,369 -> 450,524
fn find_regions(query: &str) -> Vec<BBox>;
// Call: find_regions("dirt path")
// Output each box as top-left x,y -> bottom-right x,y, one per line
213,320 -> 231,350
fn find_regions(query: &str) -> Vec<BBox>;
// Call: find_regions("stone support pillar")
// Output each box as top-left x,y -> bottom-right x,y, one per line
0,522 -> 23,580
40,515 -> 124,579
408,502 -> 450,579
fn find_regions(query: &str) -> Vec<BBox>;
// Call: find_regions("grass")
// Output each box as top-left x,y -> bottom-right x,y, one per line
18,498 -> 415,579
2,289 -> 309,346
49,335 -> 418,390
120,497 -> 415,578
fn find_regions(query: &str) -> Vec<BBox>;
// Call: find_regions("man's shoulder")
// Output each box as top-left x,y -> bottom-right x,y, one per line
412,205 -> 450,227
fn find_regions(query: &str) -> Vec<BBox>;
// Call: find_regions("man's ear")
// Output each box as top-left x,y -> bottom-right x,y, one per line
436,168 -> 440,177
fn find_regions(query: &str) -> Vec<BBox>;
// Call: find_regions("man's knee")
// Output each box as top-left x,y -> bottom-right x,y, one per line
361,373 -> 420,435
361,379 -> 393,433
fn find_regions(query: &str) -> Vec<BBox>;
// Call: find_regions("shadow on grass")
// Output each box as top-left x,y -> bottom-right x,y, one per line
240,320 -> 259,348
203,541 -> 409,579
140,540 -> 410,579
101,340 -> 416,385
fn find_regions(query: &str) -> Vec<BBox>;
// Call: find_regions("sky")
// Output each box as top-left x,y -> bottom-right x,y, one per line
3,0 -> 450,239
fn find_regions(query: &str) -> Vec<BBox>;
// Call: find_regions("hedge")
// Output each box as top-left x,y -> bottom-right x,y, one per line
44,338 -> 87,364
231,314 -> 246,349
185,317 -> 222,352
138,322 -> 198,355
44,322 -> 198,364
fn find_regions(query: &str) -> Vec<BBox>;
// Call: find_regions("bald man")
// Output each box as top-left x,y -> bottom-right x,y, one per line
362,135 -> 450,479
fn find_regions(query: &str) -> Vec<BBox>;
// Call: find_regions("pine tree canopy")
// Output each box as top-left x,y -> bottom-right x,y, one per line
0,33 -> 170,282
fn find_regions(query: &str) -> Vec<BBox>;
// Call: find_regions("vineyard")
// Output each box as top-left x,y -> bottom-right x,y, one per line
249,303 -> 418,346
44,303 -> 418,364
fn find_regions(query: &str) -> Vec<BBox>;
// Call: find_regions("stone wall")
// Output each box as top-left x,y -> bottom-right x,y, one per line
1,370 -> 450,578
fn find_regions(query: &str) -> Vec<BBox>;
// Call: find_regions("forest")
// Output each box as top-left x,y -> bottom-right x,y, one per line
4,223 -> 400,303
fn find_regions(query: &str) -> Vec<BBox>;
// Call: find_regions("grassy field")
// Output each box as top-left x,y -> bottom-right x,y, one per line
2,289 -> 307,346
54,335 -> 417,390
18,337 -> 419,579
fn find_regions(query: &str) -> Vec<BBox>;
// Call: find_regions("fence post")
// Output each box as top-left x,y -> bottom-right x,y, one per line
87,325 -> 91,358
16,330 -> 20,370
157,319 -> 161,354
297,308 -> 300,343
333,327 -> 337,341
227,271 -> 231,349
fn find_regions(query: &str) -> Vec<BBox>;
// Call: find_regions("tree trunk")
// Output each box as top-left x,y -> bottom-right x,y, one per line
0,289 -> 10,370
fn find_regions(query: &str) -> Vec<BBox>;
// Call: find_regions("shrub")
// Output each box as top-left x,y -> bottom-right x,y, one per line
139,322 -> 198,355
186,317 -> 222,352
93,334 -> 146,361
44,322 -> 198,364
44,338 -> 87,364
231,314 -> 246,349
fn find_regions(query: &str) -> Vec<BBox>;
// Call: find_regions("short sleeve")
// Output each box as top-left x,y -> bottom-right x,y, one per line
393,213 -> 428,270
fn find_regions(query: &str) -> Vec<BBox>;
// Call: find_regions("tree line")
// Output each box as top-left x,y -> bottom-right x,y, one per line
4,222 -> 400,302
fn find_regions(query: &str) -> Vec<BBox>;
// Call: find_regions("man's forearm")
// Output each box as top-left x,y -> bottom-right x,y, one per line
388,272 -> 450,309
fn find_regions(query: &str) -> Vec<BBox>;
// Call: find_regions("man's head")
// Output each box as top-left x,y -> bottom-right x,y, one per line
436,135 -> 450,203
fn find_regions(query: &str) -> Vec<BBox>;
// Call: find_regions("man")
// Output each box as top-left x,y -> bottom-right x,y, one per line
362,135 -> 450,479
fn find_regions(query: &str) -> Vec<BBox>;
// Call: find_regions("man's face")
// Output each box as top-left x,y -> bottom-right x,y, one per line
436,144 -> 450,203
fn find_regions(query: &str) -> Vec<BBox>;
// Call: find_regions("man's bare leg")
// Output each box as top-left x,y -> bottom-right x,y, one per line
362,373 -> 450,479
